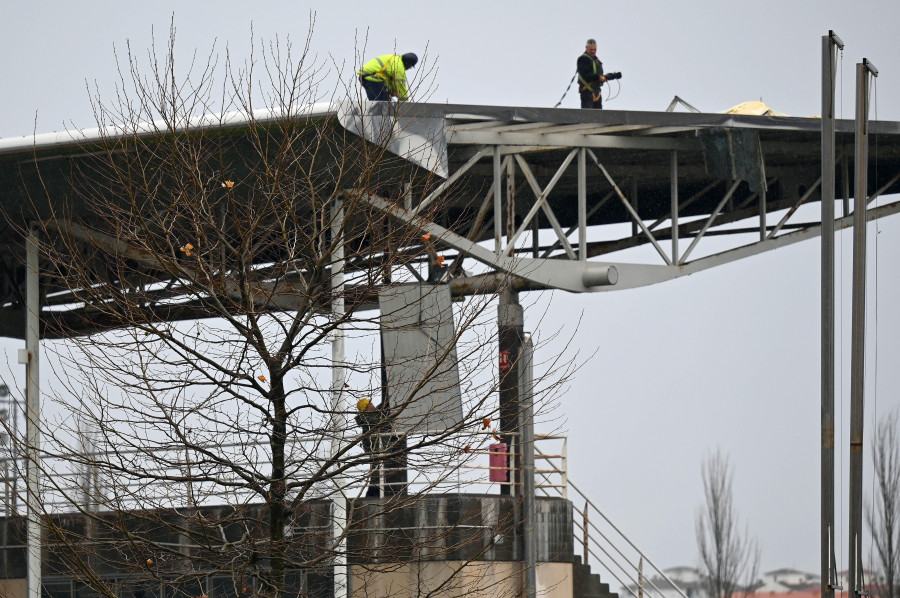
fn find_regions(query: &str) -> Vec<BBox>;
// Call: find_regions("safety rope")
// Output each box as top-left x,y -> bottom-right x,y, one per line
553,73 -> 578,108
554,72 -> 621,108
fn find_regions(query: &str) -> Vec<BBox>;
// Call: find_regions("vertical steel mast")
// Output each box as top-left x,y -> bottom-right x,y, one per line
821,29 -> 843,598
848,57 -> 878,598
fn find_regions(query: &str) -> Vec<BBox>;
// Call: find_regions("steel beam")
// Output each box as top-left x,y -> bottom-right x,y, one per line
521,332 -> 536,598
848,58 -> 877,598
447,129 -> 696,151
507,155 -> 517,257
631,178 -> 639,238
820,32 -> 842,598
768,177 -> 822,239
357,190 -> 618,292
578,149 -> 587,260
679,180 -> 742,264
671,152 -> 679,262
414,146 -> 490,216
494,146 -> 503,255
588,150 -> 672,266
511,153 -> 578,259
543,189 -> 617,259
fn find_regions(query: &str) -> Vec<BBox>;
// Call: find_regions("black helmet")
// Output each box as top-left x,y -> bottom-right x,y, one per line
401,53 -> 418,69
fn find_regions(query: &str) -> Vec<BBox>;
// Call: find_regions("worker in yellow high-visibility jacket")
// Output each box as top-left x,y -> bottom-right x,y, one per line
358,53 -> 418,101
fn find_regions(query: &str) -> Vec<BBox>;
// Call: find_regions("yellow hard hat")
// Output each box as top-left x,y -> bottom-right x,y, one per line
357,398 -> 372,412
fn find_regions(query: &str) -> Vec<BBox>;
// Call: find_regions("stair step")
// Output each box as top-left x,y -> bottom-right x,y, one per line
572,556 -> 619,598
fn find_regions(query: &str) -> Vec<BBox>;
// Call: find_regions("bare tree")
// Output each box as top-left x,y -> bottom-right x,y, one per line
695,449 -> 760,598
1,22 -> 573,598
867,409 -> 900,598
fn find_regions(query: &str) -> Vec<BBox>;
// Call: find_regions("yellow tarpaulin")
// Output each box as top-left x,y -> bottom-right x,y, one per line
723,100 -> 787,116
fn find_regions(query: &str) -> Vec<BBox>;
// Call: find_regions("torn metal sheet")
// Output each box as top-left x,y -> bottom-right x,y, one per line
699,128 -> 767,193
379,283 -> 463,434
337,101 -> 449,178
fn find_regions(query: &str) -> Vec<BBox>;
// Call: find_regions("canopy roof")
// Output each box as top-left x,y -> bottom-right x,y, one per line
1,101 -> 899,339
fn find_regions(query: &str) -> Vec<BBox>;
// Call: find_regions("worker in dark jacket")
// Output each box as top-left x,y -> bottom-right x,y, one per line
355,398 -> 386,496
577,38 -> 607,109
358,53 -> 418,101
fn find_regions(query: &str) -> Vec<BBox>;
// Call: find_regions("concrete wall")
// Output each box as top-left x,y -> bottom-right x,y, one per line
0,579 -> 24,598
351,561 -> 573,598
348,494 -> 574,564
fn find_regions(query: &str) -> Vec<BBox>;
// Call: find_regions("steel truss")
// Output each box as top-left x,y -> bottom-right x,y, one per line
354,105 -> 900,294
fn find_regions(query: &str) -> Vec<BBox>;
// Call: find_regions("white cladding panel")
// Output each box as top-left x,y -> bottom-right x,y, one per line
379,284 -> 463,434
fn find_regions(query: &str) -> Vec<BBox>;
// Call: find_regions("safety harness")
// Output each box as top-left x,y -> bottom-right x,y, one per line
361,56 -> 388,82
578,52 -> 603,103
361,56 -> 405,84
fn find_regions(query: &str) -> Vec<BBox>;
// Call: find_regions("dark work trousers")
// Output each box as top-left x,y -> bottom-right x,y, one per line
383,434 -> 408,496
580,89 -> 602,109
360,77 -> 391,101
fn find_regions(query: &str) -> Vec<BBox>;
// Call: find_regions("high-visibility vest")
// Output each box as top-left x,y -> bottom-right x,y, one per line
578,53 -> 602,93
359,54 -> 409,100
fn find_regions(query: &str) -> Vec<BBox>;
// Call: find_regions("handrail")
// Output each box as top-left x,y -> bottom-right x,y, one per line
567,479 -> 690,598
574,509 -> 674,598
25,431 -> 569,513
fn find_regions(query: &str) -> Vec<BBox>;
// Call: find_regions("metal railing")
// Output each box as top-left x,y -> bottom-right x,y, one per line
569,480 -> 688,598
7,429 -> 568,514
533,444 -> 689,598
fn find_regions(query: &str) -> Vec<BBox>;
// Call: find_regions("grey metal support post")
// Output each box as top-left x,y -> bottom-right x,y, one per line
670,151 -> 679,262
759,181 -> 767,240
330,199 -> 349,598
578,149 -> 587,260
821,30 -> 843,598
583,501 -> 588,566
520,333 -> 536,598
842,158 -> 851,217
498,289 -> 523,496
630,178 -> 639,238
494,146 -> 503,255
25,227 -> 40,598
507,155 -> 517,256
849,57 -> 877,598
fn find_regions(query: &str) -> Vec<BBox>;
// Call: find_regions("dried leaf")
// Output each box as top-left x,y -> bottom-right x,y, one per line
482,418 -> 491,429
258,375 -> 267,383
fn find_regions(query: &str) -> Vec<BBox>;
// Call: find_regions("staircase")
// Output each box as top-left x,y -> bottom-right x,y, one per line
573,554 -> 619,598
533,437 -> 687,598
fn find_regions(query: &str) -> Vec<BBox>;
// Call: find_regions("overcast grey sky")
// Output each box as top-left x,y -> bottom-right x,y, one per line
2,0 -> 900,579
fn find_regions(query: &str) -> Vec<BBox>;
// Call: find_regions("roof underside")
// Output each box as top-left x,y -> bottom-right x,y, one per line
1,101 -> 899,339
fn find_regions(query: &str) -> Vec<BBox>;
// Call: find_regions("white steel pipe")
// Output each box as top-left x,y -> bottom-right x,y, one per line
25,227 -> 41,598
